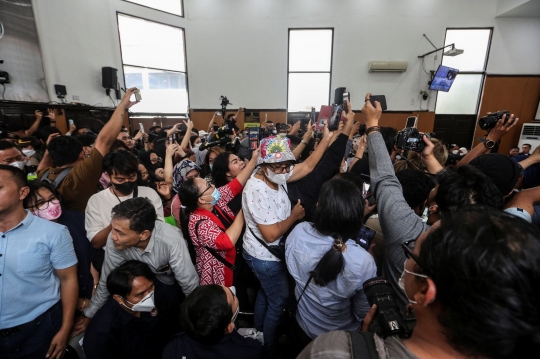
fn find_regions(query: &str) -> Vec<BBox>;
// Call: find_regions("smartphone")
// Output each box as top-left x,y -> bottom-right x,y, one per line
362,182 -> 370,199
369,95 -> 387,111
69,119 -> 74,127
328,104 -> 343,131
317,105 -> 332,130
311,107 -> 316,123
249,127 -> 261,150
139,123 -> 145,133
134,90 -> 142,102
405,116 -> 418,128
366,192 -> 377,206
357,226 -> 376,251
342,92 -> 350,114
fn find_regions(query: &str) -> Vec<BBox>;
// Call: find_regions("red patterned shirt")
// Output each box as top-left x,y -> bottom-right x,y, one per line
188,178 -> 243,286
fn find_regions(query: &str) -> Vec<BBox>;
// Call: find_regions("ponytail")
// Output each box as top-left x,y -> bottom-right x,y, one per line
310,236 -> 346,287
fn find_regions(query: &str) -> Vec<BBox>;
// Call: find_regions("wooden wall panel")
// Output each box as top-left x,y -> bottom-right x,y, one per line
130,110 -> 435,134
474,76 -> 540,155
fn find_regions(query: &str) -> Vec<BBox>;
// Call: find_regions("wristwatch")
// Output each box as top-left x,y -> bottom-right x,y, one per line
484,139 -> 496,149
301,140 -> 308,146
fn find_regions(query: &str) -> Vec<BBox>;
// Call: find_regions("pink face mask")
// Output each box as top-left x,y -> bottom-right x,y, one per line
33,201 -> 62,220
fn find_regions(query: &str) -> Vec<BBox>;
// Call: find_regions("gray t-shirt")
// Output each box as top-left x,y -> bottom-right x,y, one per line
297,331 -> 420,359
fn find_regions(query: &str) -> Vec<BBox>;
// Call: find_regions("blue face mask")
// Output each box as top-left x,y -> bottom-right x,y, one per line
209,164 -> 213,171
209,188 -> 220,205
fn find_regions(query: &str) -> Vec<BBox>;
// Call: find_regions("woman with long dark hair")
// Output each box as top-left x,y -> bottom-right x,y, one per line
212,151 -> 248,214
285,177 -> 376,343
178,149 -> 259,287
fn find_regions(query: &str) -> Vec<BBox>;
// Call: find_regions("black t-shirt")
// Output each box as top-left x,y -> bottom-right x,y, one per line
162,330 -> 262,359
286,134 -> 349,222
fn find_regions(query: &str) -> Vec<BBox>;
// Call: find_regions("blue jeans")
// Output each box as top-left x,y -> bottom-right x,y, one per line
243,252 -> 289,351
0,301 -> 62,359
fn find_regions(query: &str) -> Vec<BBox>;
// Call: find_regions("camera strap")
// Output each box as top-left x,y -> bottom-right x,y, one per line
247,226 -> 285,261
349,331 -> 379,359
296,273 -> 314,308
195,219 -> 236,271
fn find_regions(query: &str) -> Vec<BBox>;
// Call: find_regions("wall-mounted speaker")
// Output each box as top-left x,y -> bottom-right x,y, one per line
102,67 -> 118,90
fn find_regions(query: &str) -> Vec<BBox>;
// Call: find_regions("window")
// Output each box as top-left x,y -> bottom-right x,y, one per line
288,29 -> 333,112
123,0 -> 183,17
435,28 -> 492,115
118,14 -> 188,113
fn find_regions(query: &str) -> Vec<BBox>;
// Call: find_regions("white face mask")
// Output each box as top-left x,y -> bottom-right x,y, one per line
452,150 -> 459,155
9,161 -> 26,170
193,143 -> 201,149
398,260 -> 429,305
122,291 -> 155,312
266,167 -> 293,185
22,149 -> 36,157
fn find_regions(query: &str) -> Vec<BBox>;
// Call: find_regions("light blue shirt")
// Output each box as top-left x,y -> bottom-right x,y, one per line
0,211 -> 78,329
285,222 -> 377,339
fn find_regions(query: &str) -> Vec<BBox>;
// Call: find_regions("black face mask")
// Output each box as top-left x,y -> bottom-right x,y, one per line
112,179 -> 138,196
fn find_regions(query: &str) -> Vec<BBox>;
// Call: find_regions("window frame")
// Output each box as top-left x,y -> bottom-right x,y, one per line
116,12 -> 189,113
434,27 -> 493,115
122,0 -> 184,18
287,28 -> 334,112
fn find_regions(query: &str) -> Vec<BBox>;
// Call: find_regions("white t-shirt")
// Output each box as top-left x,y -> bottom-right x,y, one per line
85,186 -> 164,243
242,174 -> 291,261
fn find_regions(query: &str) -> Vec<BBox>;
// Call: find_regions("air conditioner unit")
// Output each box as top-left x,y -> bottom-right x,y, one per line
518,123 -> 540,149
368,61 -> 408,73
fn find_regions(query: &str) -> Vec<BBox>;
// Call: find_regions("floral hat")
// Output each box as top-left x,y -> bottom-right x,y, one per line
258,134 -> 296,165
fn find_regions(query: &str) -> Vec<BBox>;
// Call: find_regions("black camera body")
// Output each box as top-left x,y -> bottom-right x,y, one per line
478,110 -> 510,130
363,277 -> 416,339
395,128 -> 434,152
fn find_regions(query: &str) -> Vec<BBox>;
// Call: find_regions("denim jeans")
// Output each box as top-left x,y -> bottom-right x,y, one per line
0,301 -> 62,359
243,252 -> 289,352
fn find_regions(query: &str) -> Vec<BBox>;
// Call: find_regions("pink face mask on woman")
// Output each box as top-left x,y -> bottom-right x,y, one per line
33,201 -> 62,220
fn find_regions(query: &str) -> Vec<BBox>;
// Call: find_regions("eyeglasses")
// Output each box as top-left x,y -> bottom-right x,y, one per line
150,157 -> 163,164
268,163 -> 295,174
34,196 -> 61,211
402,239 -> 422,266
197,181 -> 213,198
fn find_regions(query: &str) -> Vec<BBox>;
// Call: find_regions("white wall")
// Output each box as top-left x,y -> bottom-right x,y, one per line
31,0 -> 540,111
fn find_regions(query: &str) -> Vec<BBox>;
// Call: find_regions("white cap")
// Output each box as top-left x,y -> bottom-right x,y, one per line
199,130 -> 209,137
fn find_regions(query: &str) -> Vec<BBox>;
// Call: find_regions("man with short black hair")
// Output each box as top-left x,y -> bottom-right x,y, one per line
521,143 -> 532,156
37,88 -> 140,212
0,165 -> 78,359
0,141 -> 28,171
509,146 -> 520,157
83,260 -> 181,359
85,150 -> 164,250
163,285 -> 262,359
73,197 -> 198,335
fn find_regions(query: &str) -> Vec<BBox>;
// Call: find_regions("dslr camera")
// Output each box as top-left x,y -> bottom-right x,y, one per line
478,110 -> 511,130
395,128 -> 434,152
363,277 -> 416,339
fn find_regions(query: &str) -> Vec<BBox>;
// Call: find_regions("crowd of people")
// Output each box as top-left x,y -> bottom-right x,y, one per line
1,87 -> 539,359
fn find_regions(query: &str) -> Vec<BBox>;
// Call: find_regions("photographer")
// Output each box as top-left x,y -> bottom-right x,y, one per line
178,149 -> 260,287
285,178 -> 376,344
298,207 -> 540,359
